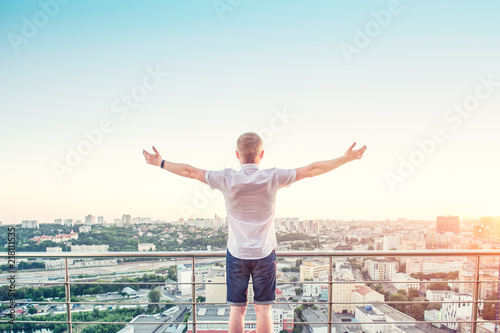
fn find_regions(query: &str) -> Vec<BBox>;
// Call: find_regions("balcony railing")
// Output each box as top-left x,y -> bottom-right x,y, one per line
3,249 -> 500,333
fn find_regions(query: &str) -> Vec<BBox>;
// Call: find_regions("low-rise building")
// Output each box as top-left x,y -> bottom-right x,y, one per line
300,260 -> 329,281
79,225 -> 91,233
392,272 -> 420,291
303,282 -> 324,297
45,259 -> 117,270
353,285 -> 384,310
424,309 -> 441,328
46,247 -> 62,252
71,244 -> 108,252
425,289 -> 448,303
205,269 -> 226,304
355,304 -> 423,333
138,243 -> 156,252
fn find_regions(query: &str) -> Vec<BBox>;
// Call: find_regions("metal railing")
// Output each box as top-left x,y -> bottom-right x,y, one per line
3,249 -> 500,333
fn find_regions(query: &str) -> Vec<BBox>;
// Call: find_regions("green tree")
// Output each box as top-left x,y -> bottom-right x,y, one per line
428,282 -> 451,291
427,302 -> 442,310
408,288 -> 420,299
168,265 -> 177,281
196,296 -> 205,302
482,293 -> 498,320
388,293 -> 407,312
410,303 -> 425,320
148,289 -> 161,308
293,323 -> 303,333
294,306 -> 303,317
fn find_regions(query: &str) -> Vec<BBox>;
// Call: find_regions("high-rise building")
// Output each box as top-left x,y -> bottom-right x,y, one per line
85,215 -> 95,225
21,220 -> 39,229
97,216 -> 104,224
366,258 -> 396,281
405,257 -> 464,274
121,214 -> 131,224
473,217 -> 500,240
437,215 -> 459,234
440,291 -> 473,331
382,234 -> 401,250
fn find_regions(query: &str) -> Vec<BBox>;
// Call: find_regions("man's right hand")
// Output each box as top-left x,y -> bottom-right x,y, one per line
142,146 -> 162,167
343,142 -> 367,162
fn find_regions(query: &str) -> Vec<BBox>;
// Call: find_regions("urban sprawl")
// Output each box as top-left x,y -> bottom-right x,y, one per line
2,215 -> 500,333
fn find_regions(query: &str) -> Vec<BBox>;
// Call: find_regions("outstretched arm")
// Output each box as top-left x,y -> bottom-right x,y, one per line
295,142 -> 367,182
142,146 -> 207,184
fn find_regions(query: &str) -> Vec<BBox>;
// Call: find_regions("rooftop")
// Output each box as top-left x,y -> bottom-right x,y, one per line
375,304 -> 416,323
192,305 -> 256,322
129,315 -> 172,333
355,285 -> 376,296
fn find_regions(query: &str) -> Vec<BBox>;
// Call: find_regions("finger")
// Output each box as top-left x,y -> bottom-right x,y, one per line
346,142 -> 356,153
142,151 -> 150,157
152,146 -> 159,154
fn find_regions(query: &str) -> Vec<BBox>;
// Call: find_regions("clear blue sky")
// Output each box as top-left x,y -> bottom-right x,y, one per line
1,0 -> 499,224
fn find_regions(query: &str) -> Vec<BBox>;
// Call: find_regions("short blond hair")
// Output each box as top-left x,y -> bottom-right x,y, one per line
237,132 -> 263,163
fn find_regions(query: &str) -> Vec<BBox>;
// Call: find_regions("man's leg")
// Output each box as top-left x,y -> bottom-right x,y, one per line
228,305 -> 247,333
227,250 -> 250,332
251,250 -> 276,333
254,304 -> 272,333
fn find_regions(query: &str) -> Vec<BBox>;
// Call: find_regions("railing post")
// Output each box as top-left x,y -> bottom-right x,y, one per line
64,258 -> 72,333
328,256 -> 333,333
192,257 -> 197,333
471,256 -> 480,333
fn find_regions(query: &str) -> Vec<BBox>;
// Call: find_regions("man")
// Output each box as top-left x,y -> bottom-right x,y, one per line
143,132 -> 366,333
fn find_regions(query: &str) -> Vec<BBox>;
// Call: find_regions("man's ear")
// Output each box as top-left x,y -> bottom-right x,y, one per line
236,150 -> 240,159
260,150 -> 264,159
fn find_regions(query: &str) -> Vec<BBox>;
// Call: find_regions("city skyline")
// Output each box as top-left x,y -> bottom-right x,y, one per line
9,213 -> 494,227
1,1 -> 500,224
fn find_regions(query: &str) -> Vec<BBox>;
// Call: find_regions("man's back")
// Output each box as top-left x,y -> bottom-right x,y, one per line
205,163 -> 296,259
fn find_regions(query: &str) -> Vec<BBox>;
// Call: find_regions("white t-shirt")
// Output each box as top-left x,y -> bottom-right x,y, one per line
205,163 -> 296,259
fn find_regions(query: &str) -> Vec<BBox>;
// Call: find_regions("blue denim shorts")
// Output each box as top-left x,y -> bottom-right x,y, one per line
226,250 -> 276,306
